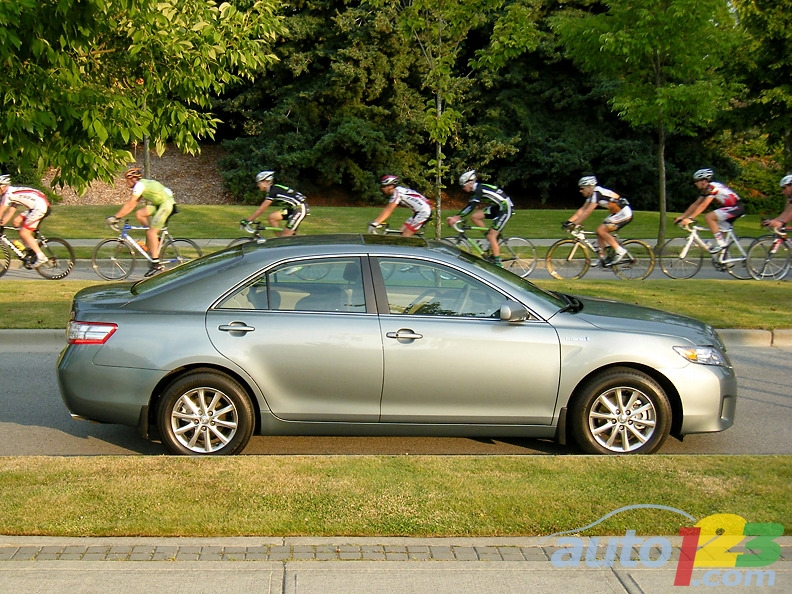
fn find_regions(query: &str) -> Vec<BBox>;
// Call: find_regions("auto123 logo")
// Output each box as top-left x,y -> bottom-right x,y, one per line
542,505 -> 783,588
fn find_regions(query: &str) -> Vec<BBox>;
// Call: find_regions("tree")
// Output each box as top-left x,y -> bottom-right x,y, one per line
0,0 -> 284,192
552,0 -> 739,243
366,0 -> 541,234
731,0 -> 792,171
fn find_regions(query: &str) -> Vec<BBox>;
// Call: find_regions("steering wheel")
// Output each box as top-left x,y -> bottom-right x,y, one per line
405,289 -> 438,315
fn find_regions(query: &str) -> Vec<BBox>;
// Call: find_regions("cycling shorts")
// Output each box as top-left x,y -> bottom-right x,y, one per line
19,200 -> 51,231
484,203 -> 513,232
712,204 -> 745,228
281,202 -> 308,231
602,206 -> 633,232
144,199 -> 175,229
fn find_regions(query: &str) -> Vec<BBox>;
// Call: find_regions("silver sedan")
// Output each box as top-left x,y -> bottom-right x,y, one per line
57,235 -> 737,455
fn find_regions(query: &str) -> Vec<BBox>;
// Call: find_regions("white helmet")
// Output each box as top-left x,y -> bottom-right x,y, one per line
780,174 -> 792,188
0,174 -> 10,186
255,170 -> 275,183
459,170 -> 477,186
693,168 -> 713,181
578,176 -> 597,187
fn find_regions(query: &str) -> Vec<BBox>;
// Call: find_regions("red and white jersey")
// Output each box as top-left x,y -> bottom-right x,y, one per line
389,186 -> 432,215
703,181 -> 740,207
0,186 -> 49,210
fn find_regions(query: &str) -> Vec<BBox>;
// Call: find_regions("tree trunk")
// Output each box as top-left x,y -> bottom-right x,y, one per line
656,122 -> 667,248
434,93 -> 443,239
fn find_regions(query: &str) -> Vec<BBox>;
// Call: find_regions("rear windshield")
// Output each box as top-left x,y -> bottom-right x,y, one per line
131,248 -> 242,295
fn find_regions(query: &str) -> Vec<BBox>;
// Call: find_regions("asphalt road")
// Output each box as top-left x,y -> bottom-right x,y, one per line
0,347 -> 789,456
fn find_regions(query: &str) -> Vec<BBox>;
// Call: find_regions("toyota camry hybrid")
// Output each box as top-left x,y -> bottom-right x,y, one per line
57,234 -> 737,456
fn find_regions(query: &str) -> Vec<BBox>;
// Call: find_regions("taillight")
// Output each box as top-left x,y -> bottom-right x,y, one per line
67,321 -> 118,345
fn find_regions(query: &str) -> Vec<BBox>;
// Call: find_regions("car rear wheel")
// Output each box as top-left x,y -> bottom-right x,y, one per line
569,368 -> 671,455
157,370 -> 254,455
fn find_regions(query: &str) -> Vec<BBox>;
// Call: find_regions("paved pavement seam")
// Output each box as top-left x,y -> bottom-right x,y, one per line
1,542 -> 790,563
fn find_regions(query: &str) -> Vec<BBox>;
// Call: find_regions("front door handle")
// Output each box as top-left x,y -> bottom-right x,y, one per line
386,329 -> 423,340
218,322 -> 255,333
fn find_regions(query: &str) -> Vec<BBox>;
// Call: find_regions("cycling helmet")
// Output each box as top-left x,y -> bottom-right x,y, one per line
693,168 -> 714,181
124,167 -> 143,180
459,170 -> 477,186
578,176 -> 597,187
380,174 -> 399,186
0,174 -> 10,185
780,174 -> 792,188
255,170 -> 275,183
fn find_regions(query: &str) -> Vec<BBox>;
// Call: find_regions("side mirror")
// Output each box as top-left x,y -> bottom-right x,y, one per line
499,300 -> 528,322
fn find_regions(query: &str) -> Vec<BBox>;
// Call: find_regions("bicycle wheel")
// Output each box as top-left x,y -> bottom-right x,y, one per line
499,237 -> 537,278
546,239 -> 590,280
442,236 -> 471,253
0,243 -> 10,278
723,236 -> 754,280
160,239 -> 202,270
92,239 -> 136,280
227,237 -> 253,248
746,237 -> 791,281
658,237 -> 703,279
36,237 -> 76,279
612,240 -> 655,280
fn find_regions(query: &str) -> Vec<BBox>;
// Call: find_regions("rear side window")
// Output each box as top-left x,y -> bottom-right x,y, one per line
217,257 -> 366,313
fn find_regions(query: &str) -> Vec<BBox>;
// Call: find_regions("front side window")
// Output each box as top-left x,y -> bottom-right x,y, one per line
377,258 -> 502,317
217,257 -> 366,313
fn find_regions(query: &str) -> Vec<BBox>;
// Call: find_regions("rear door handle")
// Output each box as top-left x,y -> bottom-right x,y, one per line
219,323 -> 255,333
386,329 -> 423,340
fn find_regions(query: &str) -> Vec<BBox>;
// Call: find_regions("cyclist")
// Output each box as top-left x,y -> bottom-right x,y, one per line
762,174 -> 792,230
674,169 -> 745,252
107,167 -> 176,276
242,171 -> 308,237
369,175 -> 432,237
563,176 -> 632,267
0,174 -> 52,268
446,170 -> 513,266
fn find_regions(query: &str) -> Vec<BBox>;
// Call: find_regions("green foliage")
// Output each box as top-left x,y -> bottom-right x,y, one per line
0,0 -> 284,193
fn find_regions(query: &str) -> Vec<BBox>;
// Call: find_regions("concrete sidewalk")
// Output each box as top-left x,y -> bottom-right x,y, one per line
1,535 -> 789,593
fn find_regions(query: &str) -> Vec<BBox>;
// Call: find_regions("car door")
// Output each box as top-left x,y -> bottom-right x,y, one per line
374,257 -> 561,425
206,256 -> 384,422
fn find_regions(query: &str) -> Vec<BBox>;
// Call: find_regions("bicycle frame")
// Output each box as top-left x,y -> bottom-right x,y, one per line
678,225 -> 746,266
116,221 -> 173,263
449,222 -> 492,255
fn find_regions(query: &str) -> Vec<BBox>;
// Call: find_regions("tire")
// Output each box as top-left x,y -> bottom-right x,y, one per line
157,370 -> 255,456
612,240 -> 655,280
227,237 -> 253,248
659,237 -> 703,279
746,237 -> 791,281
92,239 -> 136,280
36,237 -> 76,279
569,368 -> 672,455
500,237 -> 537,277
723,236 -> 754,280
546,239 -> 590,280
160,238 -> 202,270
0,243 -> 10,278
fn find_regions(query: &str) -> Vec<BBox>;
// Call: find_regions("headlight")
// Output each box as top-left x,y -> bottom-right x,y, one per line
673,346 -> 729,366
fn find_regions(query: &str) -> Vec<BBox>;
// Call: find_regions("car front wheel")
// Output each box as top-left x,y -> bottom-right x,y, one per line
157,370 -> 254,455
569,368 -> 671,455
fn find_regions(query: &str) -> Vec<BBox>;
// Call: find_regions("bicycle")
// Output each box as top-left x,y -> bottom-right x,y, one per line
228,221 -> 328,280
366,221 -> 428,237
545,225 -> 654,280
0,226 -> 75,280
658,221 -> 753,280
745,224 -> 791,281
227,221 -> 295,247
442,221 -> 537,278
91,216 -> 202,280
